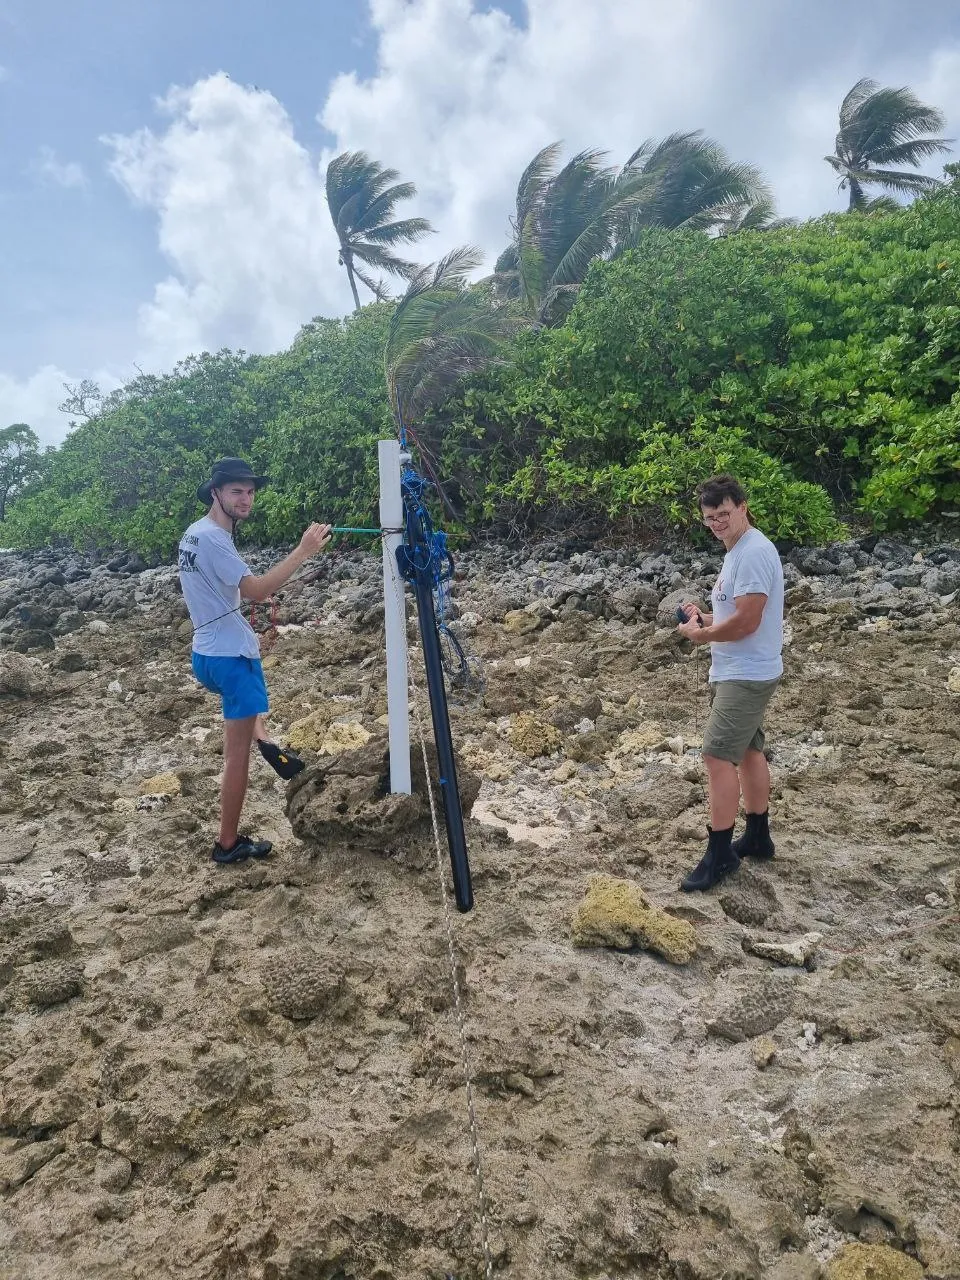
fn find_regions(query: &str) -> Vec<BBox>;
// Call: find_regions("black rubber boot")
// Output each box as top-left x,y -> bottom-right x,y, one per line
731,810 -> 775,860
680,825 -> 739,892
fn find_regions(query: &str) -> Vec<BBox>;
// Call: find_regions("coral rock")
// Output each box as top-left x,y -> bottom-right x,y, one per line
571,875 -> 697,964
503,609 -> 541,635
0,651 -> 45,695
509,712 -> 562,758
318,721 -> 372,755
138,772 -> 181,796
262,949 -> 345,1021
743,932 -> 822,968
706,975 -> 795,1042
286,733 -> 478,848
18,960 -> 83,1008
825,1243 -> 923,1280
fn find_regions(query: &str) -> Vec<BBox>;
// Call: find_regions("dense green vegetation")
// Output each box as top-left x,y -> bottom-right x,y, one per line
4,79 -> 958,555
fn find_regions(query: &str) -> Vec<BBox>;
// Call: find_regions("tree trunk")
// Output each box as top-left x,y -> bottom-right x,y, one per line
343,251 -> 362,312
848,176 -> 865,211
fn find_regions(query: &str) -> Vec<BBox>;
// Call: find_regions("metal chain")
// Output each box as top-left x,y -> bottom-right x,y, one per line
386,555 -> 495,1279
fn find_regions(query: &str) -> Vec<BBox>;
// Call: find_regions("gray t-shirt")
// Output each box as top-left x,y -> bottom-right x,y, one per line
709,526 -> 784,682
177,516 -> 260,659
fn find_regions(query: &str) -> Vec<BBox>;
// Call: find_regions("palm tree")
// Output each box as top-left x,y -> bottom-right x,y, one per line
384,247 -> 518,520
494,135 -> 775,324
385,247 -> 516,427
825,78 -> 952,210
493,143 -> 648,325
713,195 -> 797,236
325,151 -> 433,310
615,131 -> 773,241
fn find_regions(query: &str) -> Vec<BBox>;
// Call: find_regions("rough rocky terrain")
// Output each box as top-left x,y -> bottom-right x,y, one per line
0,529 -> 959,1280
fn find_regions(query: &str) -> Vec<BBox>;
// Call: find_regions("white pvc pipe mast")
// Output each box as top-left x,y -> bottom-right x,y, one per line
378,438 -> 411,794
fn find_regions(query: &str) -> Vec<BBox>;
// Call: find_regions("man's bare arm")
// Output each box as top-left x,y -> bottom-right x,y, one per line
702,593 -> 766,642
240,523 -> 331,603
679,593 -> 766,644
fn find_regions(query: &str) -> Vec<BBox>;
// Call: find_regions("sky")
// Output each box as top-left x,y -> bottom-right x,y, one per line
2,0 -> 959,446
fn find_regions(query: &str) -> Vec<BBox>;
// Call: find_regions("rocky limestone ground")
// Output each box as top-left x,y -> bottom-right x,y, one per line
0,530 -> 959,1280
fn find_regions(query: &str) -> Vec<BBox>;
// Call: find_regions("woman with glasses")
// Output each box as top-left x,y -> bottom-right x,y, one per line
675,475 -> 784,891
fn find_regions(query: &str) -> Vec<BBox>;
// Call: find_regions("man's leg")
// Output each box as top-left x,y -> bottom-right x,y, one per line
704,754 -> 741,829
734,745 -> 775,859
738,747 -> 770,813
219,715 -> 258,847
680,681 -> 745,892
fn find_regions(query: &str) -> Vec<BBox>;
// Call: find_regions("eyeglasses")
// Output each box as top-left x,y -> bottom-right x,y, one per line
702,512 -> 733,526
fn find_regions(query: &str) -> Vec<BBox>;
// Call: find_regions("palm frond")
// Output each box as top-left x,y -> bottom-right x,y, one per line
850,167 -> 943,194
352,264 -> 392,302
514,141 -> 563,227
385,246 -> 518,422
839,78 -> 880,129
829,79 -> 951,209
359,216 -> 434,246
861,195 -> 901,214
351,242 -> 421,278
864,136 -> 954,166
618,132 -> 770,239
349,182 -> 417,233
713,195 -> 795,234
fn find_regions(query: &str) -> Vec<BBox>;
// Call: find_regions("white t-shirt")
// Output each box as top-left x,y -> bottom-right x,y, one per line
178,516 -> 260,659
709,526 -> 784,682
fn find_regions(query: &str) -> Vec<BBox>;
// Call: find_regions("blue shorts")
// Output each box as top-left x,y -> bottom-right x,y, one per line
191,653 -> 269,720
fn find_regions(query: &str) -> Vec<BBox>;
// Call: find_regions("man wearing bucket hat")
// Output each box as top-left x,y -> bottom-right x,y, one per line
178,457 -> 331,864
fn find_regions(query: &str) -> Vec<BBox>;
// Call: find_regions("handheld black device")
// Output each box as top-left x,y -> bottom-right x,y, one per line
676,606 -> 704,628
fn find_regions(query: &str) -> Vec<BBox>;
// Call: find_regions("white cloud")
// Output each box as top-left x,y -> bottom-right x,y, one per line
33,145 -> 87,189
103,72 -> 353,370
319,0 -> 844,262
917,44 -> 960,168
56,4 -> 956,405
0,366 -> 89,448
321,2 -> 960,259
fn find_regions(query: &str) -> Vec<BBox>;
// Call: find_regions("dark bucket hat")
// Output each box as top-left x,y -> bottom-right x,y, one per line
197,457 -> 270,504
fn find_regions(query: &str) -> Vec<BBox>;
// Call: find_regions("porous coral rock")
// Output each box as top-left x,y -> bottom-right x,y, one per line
571,874 -> 697,964
706,975 -> 795,1042
502,608 -> 541,635
509,712 -> 562,758
137,771 -> 181,796
262,948 -> 345,1021
285,733 -> 479,847
17,960 -> 83,1008
743,931 -> 822,968
285,710 -> 331,752
0,650 -> 45,695
318,720 -> 372,755
825,1243 -> 923,1280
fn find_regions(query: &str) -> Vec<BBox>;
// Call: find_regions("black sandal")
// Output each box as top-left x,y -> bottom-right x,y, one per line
257,739 -> 306,780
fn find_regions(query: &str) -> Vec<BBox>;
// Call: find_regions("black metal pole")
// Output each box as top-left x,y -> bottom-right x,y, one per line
411,563 -> 474,913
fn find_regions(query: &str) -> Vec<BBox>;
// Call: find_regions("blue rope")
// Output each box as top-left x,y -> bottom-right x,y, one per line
401,463 -> 453,610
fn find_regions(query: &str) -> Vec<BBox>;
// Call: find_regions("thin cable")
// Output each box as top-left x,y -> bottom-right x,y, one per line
385,524 -> 495,1279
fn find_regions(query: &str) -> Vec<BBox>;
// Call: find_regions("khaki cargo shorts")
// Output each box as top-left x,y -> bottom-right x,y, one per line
702,678 -> 780,764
